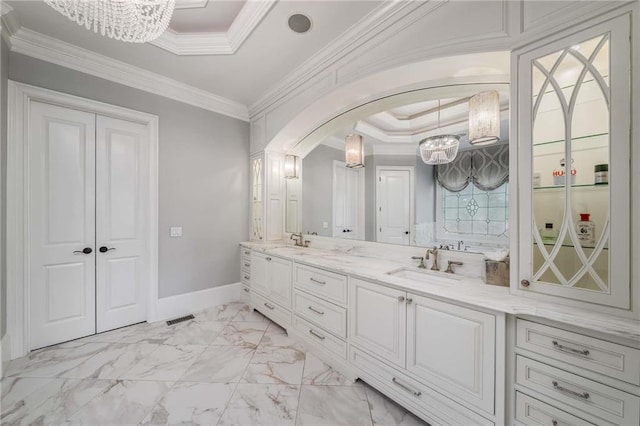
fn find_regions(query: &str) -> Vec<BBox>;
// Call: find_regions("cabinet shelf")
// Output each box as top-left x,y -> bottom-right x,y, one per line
533,132 -> 608,147
538,242 -> 608,250
533,183 -> 608,190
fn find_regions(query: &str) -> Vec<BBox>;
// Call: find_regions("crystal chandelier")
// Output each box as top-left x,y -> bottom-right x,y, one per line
419,100 -> 460,165
45,0 -> 176,43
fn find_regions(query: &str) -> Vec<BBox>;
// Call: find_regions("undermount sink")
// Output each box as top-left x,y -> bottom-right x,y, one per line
386,267 -> 463,283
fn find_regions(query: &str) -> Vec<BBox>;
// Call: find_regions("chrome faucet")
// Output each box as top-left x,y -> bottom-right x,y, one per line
445,260 -> 463,274
290,232 -> 309,247
457,240 -> 464,251
426,246 -> 439,271
411,256 -> 427,269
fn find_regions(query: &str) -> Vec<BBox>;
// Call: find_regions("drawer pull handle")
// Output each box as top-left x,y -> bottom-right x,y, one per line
243,288 -> 250,293
552,341 -> 590,357
266,257 -> 272,261
309,329 -> 325,340
551,380 -> 590,400
309,277 -> 326,285
391,377 -> 421,397
264,302 -> 275,310
308,306 -> 325,315
243,275 -> 250,280
244,263 -> 250,267
552,421 -> 558,426
244,250 -> 250,255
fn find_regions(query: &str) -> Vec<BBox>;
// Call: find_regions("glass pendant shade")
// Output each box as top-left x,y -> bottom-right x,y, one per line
284,155 -> 299,179
469,90 -> 501,146
44,0 -> 176,43
345,134 -> 365,168
419,135 -> 460,165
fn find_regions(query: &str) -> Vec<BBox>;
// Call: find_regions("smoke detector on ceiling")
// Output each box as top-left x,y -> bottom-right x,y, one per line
288,13 -> 312,34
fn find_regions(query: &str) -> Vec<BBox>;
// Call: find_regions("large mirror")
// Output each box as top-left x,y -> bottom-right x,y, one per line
286,84 -> 510,250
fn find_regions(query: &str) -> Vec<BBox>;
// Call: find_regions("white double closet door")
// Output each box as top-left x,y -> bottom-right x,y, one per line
29,101 -> 149,350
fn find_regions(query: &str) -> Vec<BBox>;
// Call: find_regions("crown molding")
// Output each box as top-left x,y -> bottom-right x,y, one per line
9,27 -> 249,121
150,0 -> 275,55
248,0 -> 435,117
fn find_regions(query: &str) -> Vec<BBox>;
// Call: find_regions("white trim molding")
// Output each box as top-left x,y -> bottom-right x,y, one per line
6,81 -> 160,359
0,333 -> 10,378
8,28 -> 249,121
151,1 -> 276,56
155,283 -> 242,323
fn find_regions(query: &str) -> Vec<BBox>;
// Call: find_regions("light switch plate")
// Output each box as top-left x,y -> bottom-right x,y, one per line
170,227 -> 183,237
322,222 -> 328,229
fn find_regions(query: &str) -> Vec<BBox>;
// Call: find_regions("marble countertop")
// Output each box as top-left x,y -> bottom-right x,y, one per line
240,241 -> 640,343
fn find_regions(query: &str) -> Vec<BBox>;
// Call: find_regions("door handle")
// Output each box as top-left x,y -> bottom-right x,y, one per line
99,246 -> 116,253
73,247 -> 93,254
405,231 -> 409,235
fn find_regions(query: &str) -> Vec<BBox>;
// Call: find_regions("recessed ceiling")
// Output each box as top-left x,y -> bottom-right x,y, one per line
326,94 -> 510,153
4,1 -> 384,105
170,0 -> 245,33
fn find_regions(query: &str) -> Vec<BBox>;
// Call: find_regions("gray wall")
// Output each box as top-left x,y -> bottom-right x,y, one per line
302,145 -> 343,236
1,37 -> 8,337
364,154 -> 436,241
9,53 -> 250,299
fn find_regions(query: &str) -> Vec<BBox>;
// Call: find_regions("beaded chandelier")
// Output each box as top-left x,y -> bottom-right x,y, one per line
45,0 -> 176,43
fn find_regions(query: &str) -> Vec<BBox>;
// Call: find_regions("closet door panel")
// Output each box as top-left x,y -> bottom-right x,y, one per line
96,116 -> 149,332
29,101 -> 97,350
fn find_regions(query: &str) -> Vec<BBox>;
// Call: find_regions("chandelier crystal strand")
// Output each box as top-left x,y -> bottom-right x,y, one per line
45,0 -> 176,43
418,99 -> 460,165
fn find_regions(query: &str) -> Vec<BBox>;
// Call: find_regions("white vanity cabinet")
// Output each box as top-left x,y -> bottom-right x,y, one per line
513,11 -> 634,311
349,277 -> 500,421
250,252 -> 292,328
514,318 -> 640,426
240,247 -> 251,303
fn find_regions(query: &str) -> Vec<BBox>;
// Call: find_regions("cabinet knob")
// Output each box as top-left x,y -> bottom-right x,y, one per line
521,279 -> 530,287
397,296 -> 405,302
266,257 -> 272,261
406,298 -> 413,304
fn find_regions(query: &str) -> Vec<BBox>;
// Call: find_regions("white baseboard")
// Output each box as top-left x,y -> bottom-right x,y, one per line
1,333 -> 11,379
155,282 -> 242,323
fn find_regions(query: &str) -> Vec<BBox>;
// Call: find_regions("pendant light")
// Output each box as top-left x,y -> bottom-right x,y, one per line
419,100 -> 460,165
284,154 -> 299,179
345,134 -> 364,168
468,90 -> 500,146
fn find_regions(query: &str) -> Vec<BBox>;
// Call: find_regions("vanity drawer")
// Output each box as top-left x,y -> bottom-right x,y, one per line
516,356 -> 640,425
241,285 -> 251,303
516,319 -> 640,385
241,271 -> 251,286
294,264 -> 347,305
293,290 -> 347,338
252,292 -> 291,329
515,392 -> 608,426
350,347 -> 493,426
293,316 -> 347,359
241,257 -> 251,273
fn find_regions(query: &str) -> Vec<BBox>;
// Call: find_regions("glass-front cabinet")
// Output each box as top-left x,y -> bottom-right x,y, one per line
515,14 -> 631,309
250,154 -> 264,241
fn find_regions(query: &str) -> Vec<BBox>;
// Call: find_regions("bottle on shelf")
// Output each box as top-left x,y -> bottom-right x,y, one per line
576,213 -> 595,246
540,223 -> 559,243
594,164 -> 608,185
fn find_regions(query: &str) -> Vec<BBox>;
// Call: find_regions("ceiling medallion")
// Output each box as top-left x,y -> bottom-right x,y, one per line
45,0 -> 176,43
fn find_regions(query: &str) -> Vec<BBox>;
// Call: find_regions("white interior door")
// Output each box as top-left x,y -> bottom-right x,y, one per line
333,161 -> 364,239
377,167 -> 413,245
29,102 -> 97,350
96,116 -> 149,333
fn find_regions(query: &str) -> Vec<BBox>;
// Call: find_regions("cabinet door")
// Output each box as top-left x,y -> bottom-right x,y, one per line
269,256 -> 292,308
406,294 -> 495,414
350,278 -> 406,368
250,252 -> 269,296
516,14 -> 631,308
250,154 -> 264,241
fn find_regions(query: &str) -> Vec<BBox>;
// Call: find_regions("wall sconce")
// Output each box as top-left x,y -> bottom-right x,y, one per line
284,154 -> 299,179
469,90 -> 500,146
345,134 -> 364,168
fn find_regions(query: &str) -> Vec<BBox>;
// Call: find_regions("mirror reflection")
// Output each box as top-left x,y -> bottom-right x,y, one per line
289,86 -> 510,250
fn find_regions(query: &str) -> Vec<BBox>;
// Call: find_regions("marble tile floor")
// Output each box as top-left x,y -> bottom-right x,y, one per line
0,302 -> 427,426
